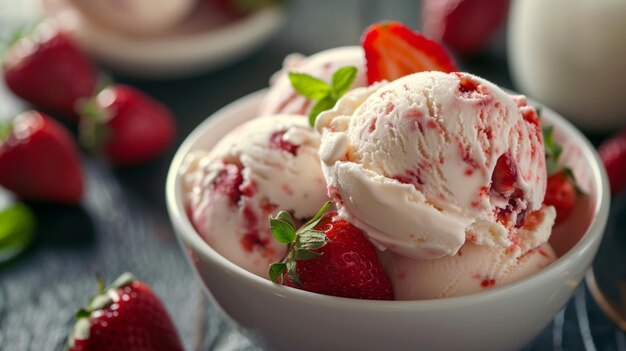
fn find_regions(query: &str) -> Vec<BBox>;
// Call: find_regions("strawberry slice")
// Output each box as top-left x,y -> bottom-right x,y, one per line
361,21 -> 458,84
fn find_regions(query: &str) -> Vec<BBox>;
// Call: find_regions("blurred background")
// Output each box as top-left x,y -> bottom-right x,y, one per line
0,0 -> 624,350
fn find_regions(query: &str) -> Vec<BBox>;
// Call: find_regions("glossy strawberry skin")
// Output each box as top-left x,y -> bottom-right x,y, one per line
3,25 -> 96,120
422,0 -> 510,56
598,129 -> 626,195
0,111 -> 83,204
543,171 -> 576,225
286,215 -> 394,300
361,21 -> 458,84
93,85 -> 176,166
68,280 -> 184,351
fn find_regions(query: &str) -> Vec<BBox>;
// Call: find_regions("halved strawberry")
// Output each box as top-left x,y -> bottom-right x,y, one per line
361,21 -> 458,84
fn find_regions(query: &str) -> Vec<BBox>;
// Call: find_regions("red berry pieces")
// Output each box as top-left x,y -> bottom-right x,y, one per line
269,203 -> 394,300
491,153 -> 517,197
361,21 -> 458,84
67,273 -> 184,351
422,0 -> 510,56
3,22 -> 96,120
0,111 -> 84,204
212,162 -> 244,206
598,129 -> 626,195
269,130 -> 299,155
80,84 -> 176,166
544,171 -> 576,225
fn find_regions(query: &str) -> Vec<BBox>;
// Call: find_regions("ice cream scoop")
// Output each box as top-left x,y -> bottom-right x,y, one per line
182,115 -> 328,277
317,71 -> 551,259
381,241 -> 557,300
259,46 -> 367,116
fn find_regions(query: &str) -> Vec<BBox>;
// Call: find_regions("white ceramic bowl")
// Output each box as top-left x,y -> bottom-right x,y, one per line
166,90 -> 610,351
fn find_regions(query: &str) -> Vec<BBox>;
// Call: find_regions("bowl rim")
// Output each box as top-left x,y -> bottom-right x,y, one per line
166,89 -> 610,310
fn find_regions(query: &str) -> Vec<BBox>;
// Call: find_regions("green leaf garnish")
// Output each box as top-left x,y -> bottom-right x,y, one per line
289,73 -> 331,100
331,66 -> 358,99
289,66 -> 358,127
308,96 -> 336,128
300,201 -> 332,232
269,263 -> 286,283
0,203 -> 36,262
267,202 -> 333,286
275,210 -> 296,230
542,125 -> 585,196
269,218 -> 297,243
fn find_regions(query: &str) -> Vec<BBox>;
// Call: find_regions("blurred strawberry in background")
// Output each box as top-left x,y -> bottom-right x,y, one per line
422,0 -> 510,56
2,21 -> 97,120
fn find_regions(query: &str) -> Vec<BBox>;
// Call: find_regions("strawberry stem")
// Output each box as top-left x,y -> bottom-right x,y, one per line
268,201 -> 333,285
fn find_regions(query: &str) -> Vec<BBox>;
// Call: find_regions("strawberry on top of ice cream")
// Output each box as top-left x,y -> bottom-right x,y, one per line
316,71 -> 555,259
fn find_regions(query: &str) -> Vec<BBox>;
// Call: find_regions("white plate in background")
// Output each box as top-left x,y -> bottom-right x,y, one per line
42,0 -> 286,79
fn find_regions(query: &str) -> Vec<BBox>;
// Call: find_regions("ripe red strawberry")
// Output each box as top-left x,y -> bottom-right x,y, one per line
361,21 -> 458,84
544,171 -> 576,225
0,111 -> 83,204
598,129 -> 626,195
422,0 -> 510,56
80,84 -> 176,166
269,202 -> 394,300
3,22 -> 97,120
66,273 -> 184,351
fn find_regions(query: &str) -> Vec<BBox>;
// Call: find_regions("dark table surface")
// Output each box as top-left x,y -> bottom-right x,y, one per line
0,1 -> 624,350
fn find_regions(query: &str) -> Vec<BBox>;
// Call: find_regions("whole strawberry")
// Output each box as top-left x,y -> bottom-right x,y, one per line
542,126 -> 580,224
422,0 -> 510,56
3,21 -> 97,120
544,171 -> 576,225
361,21 -> 458,84
0,110 -> 83,204
598,128 -> 626,196
66,273 -> 184,351
80,84 -> 176,166
269,202 -> 394,300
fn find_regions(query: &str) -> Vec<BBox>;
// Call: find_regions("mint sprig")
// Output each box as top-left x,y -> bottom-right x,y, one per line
268,201 -> 332,286
0,203 -> 36,262
289,66 -> 358,127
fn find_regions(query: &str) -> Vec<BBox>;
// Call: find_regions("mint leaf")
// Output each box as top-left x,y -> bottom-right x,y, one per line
269,218 -> 296,244
289,72 -> 331,100
0,203 -> 35,262
268,263 -> 286,283
331,66 -> 357,99
308,96 -> 336,127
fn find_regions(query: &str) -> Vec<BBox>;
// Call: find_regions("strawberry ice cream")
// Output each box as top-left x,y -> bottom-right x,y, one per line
381,242 -> 557,300
316,71 -> 554,260
182,115 -> 328,277
259,46 -> 367,116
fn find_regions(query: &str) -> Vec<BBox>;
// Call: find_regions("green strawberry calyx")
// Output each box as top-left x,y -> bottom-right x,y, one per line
67,272 -> 136,350
268,201 -> 332,286
289,66 -> 358,127
542,125 -> 585,195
